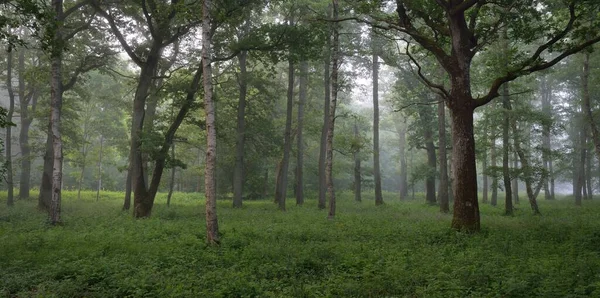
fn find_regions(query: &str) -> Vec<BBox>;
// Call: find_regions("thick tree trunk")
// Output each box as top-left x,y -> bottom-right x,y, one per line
5,49 -> 15,206
373,53 -> 383,205
396,121 -> 408,200
49,0 -> 64,225
296,61 -> 307,206
232,50 -> 248,208
327,0 -> 339,219
203,0 -> 219,244
318,9 -> 332,210
353,121 -> 361,202
449,104 -> 480,232
131,45 -> 161,218
123,163 -> 132,210
502,82 -> 513,215
275,60 -> 295,211
438,100 -> 449,213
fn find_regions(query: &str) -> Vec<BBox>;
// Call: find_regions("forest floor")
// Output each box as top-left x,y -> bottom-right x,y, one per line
1,191 -> 600,297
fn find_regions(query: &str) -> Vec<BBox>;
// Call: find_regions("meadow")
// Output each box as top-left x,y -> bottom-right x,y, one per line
1,191 -> 600,297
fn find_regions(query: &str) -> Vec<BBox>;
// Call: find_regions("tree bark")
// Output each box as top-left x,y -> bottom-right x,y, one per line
423,115 -> 437,205
318,6 -> 332,210
18,49 -> 35,200
96,134 -> 103,201
541,77 -> 554,200
49,0 -> 64,225
327,0 -> 339,219
449,104 -> 480,232
123,162 -> 132,210
482,121 -> 488,204
167,142 -> 175,207
502,82 -> 513,215
582,50 -> 600,164
438,99 -> 449,213
203,0 -> 219,244
490,122 -> 498,206
396,121 -> 408,200
39,126 -> 52,211
275,60 -> 295,211
586,145 -> 593,199
353,121 -> 361,202
5,48 -> 15,206
232,50 -> 248,208
296,60 -> 307,206
373,53 -> 383,205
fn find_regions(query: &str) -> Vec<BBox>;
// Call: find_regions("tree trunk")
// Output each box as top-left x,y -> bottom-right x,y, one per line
541,77 -> 554,200
353,121 -> 361,202
232,50 -> 248,208
502,82 -> 513,215
18,49 -> 34,200
482,121 -> 488,204
582,50 -> 600,164
396,121 -> 408,200
490,124 -> 498,206
203,0 -> 219,244
5,48 -> 15,206
49,0 -> 64,225
296,60 -> 307,206
39,127 -> 52,211
327,0 -> 339,219
275,60 -> 295,211
424,123 -> 437,205
576,121 -> 587,206
512,142 -> 519,204
123,163 -> 132,210
96,134 -> 103,201
373,53 -> 383,205
449,104 -> 480,232
167,142 -> 175,207
438,99 -> 449,213
318,7 -> 332,210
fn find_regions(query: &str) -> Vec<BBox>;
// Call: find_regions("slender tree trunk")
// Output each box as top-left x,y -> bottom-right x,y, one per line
123,162 -> 132,210
373,53 -> 383,205
275,60 -> 295,211
232,50 -> 248,208
327,0 -> 339,219
482,122 -> 488,204
353,121 -> 361,202
424,124 -> 437,205
296,61 -> 307,206
167,142 -> 175,207
39,127 -> 52,211
96,134 -> 103,201
449,103 -> 480,232
512,143 -> 519,204
18,50 -> 34,200
438,99 -> 449,213
49,0 -> 64,225
5,48 -> 15,206
502,82 -> 513,215
77,150 -> 86,200
318,7 -> 332,210
578,128 -> 588,204
541,77 -> 553,200
397,121 -> 408,200
586,144 -> 593,199
203,0 -> 219,244
490,124 -> 498,206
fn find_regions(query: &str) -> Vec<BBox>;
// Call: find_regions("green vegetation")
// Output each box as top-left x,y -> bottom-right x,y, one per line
2,191 -> 600,297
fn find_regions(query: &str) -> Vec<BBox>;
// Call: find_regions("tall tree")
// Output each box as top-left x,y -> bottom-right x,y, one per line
372,38 -> 383,206
356,0 -> 600,231
5,46 -> 15,206
17,48 -> 37,200
396,120 -> 408,200
438,97 -> 449,213
353,120 -> 361,202
296,60 -> 308,206
232,49 -> 248,208
326,0 -> 339,219
275,58 -> 295,211
203,0 -> 219,244
318,5 -> 332,210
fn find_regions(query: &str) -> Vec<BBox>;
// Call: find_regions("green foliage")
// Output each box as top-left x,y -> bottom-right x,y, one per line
3,191 -> 600,297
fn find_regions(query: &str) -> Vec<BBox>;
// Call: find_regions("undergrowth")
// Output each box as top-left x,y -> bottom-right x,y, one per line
1,191 -> 599,297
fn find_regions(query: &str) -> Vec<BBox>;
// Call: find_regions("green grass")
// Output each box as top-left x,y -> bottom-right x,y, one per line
1,191 -> 600,297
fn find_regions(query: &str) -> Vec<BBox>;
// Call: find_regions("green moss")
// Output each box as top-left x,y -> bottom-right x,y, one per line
1,191 -> 599,297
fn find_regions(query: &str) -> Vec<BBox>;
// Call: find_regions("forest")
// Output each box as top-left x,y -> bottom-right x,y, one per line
1,0 -> 600,296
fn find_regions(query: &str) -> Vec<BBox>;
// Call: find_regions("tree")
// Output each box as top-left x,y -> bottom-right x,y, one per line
326,0 -> 339,219
354,0 -> 600,232
203,0 -> 219,245
296,60 -> 308,206
4,46 -> 15,206
372,34 -> 383,206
